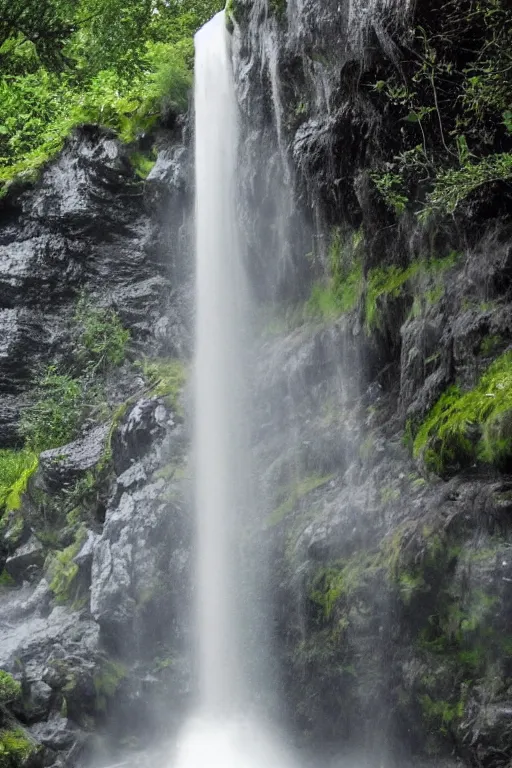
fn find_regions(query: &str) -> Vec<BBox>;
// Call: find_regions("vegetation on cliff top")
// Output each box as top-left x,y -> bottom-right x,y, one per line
369,0 -> 512,220
0,0 -> 224,192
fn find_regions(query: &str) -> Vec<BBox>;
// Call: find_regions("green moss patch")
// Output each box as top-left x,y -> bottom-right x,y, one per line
0,450 -> 38,515
0,728 -> 36,767
139,358 -> 187,413
0,672 -> 21,706
265,473 -> 334,528
47,526 -> 88,605
93,660 -> 127,713
413,351 -> 512,473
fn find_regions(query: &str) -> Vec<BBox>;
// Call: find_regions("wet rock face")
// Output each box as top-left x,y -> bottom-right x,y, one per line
0,124 -> 194,766
0,395 -> 191,767
0,125 -> 192,445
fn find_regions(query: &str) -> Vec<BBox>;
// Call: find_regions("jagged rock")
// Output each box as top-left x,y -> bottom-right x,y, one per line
116,462 -> 147,492
6,536 -> 44,582
30,715 -> 79,750
39,424 -> 110,493
91,480 -> 168,644
0,126 -> 190,445
73,530 -> 100,569
112,398 -> 172,475
14,680 -> 54,723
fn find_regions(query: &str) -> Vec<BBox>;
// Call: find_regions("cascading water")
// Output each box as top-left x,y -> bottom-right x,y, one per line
193,11 -> 246,715
171,13 -> 294,768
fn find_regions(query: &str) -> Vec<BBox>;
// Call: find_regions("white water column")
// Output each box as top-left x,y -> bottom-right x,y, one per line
194,11 -> 247,715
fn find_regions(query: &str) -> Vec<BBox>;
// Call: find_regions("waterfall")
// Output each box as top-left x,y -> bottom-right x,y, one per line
171,13 -> 295,768
194,10 -> 246,715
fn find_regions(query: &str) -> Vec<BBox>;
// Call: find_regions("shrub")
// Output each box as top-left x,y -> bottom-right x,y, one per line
74,298 -> 130,373
140,358 -> 187,413
20,366 -> 83,452
0,450 -> 38,512
0,728 -> 35,767
413,351 -> 512,473
0,671 -> 20,705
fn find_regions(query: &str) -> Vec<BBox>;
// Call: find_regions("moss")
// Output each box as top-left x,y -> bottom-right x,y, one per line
0,729 -> 36,767
306,229 -> 364,321
47,526 -> 87,604
0,672 -> 20,705
413,351 -> 512,473
0,509 -> 25,548
154,462 -> 189,482
359,434 -> 376,462
129,150 -> 156,180
419,694 -> 464,735
309,552 -> 383,621
379,486 -> 401,505
93,660 -> 127,713
0,570 -> 15,588
265,473 -> 334,527
139,357 -> 187,414
0,450 -> 38,515
479,334 -> 504,357
365,252 -> 459,332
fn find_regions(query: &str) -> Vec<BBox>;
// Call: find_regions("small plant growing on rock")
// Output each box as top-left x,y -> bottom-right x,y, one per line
0,671 -> 20,705
0,728 -> 36,766
413,351 -> 512,473
0,449 -> 38,514
20,366 -> 83,452
74,297 -> 130,373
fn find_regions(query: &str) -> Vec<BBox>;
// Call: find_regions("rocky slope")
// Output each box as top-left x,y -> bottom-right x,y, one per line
230,0 -> 512,765
0,126 -> 195,767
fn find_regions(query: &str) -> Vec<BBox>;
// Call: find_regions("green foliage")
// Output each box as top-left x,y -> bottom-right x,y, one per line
365,262 -> 421,332
369,0 -> 512,220
75,297 -> 130,373
268,0 -> 287,20
370,171 -> 409,214
93,660 -> 127,712
130,150 -> 157,179
266,474 -> 334,527
0,570 -> 15,588
0,728 -> 35,767
413,351 -> 512,473
480,334 -> 504,357
21,366 -> 83,452
139,358 -> 187,412
0,449 -> 38,513
0,671 -> 20,705
47,526 -> 87,604
0,0 -> 223,192
0,0 -> 74,72
365,252 -> 459,332
310,567 -> 345,620
309,553 -> 382,620
420,152 -> 512,221
20,300 -> 130,452
306,229 -> 364,321
419,695 -> 464,735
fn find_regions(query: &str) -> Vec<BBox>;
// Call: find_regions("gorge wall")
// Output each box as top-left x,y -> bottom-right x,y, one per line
0,0 -> 512,767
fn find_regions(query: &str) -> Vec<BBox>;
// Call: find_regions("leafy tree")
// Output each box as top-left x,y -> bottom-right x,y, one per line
0,0 -> 223,193
0,0 -> 75,70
